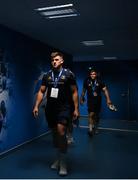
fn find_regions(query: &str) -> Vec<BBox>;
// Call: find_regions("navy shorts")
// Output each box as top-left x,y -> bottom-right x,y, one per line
45,105 -> 71,128
87,104 -> 101,113
87,98 -> 101,113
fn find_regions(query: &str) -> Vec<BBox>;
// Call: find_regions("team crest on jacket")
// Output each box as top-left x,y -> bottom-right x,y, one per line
48,76 -> 52,80
61,75 -> 66,80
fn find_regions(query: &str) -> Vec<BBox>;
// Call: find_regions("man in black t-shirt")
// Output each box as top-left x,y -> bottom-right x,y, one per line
33,52 -> 79,176
80,68 -> 112,136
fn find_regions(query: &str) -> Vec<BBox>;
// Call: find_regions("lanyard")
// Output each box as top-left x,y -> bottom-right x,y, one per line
51,68 -> 63,88
91,80 -> 97,92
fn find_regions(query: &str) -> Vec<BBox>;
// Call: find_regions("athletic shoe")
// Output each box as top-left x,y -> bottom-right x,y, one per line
51,160 -> 59,170
59,160 -> 67,176
67,136 -> 75,145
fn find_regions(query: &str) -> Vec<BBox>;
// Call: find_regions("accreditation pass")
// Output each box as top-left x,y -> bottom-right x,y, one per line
50,87 -> 59,98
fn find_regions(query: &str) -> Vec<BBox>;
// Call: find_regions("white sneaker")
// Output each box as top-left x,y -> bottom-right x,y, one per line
51,160 -> 59,170
59,160 -> 67,176
67,137 -> 75,145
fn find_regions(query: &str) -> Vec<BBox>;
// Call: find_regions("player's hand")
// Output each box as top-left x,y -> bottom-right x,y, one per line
107,103 -> 117,112
72,110 -> 79,127
33,106 -> 39,118
72,109 -> 79,120
80,97 -> 85,105
107,101 -> 112,106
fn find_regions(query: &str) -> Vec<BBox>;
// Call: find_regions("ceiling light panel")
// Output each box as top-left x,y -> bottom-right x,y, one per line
103,57 -> 117,60
82,40 -> 104,46
47,14 -> 78,19
40,9 -> 75,16
35,3 -> 73,11
35,3 -> 79,19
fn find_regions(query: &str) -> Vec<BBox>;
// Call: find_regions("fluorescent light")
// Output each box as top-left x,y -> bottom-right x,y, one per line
35,3 -> 79,19
47,13 -> 78,19
82,40 -> 104,46
104,57 -> 117,60
40,9 -> 75,16
35,3 -> 73,11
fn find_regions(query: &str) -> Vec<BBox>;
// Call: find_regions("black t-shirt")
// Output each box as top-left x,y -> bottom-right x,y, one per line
41,68 -> 77,111
83,77 -> 106,103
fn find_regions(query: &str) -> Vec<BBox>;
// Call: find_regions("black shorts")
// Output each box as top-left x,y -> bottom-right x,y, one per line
45,106 -> 71,128
87,104 -> 101,113
87,98 -> 101,113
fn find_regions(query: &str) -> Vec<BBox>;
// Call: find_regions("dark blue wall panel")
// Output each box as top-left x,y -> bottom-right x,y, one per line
0,25 -> 73,153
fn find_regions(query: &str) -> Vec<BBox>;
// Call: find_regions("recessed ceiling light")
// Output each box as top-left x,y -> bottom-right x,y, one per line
47,13 -> 79,19
34,3 -> 79,19
82,40 -> 104,46
103,57 -> 117,60
35,3 -> 73,11
40,9 -> 76,16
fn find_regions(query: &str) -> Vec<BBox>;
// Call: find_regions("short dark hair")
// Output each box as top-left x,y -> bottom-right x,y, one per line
50,51 -> 63,60
88,67 -> 97,74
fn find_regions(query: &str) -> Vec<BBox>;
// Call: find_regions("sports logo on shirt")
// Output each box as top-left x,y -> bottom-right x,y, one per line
61,75 -> 66,80
48,76 -> 52,80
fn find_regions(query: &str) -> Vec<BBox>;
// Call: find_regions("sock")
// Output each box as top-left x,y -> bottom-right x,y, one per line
89,124 -> 93,131
58,134 -> 67,153
52,128 -> 59,148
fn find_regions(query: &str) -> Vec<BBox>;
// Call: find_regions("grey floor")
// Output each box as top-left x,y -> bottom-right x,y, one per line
0,118 -> 138,179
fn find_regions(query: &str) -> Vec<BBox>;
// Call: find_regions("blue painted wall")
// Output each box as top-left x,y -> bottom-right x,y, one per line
0,25 -> 73,153
73,60 -> 138,121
